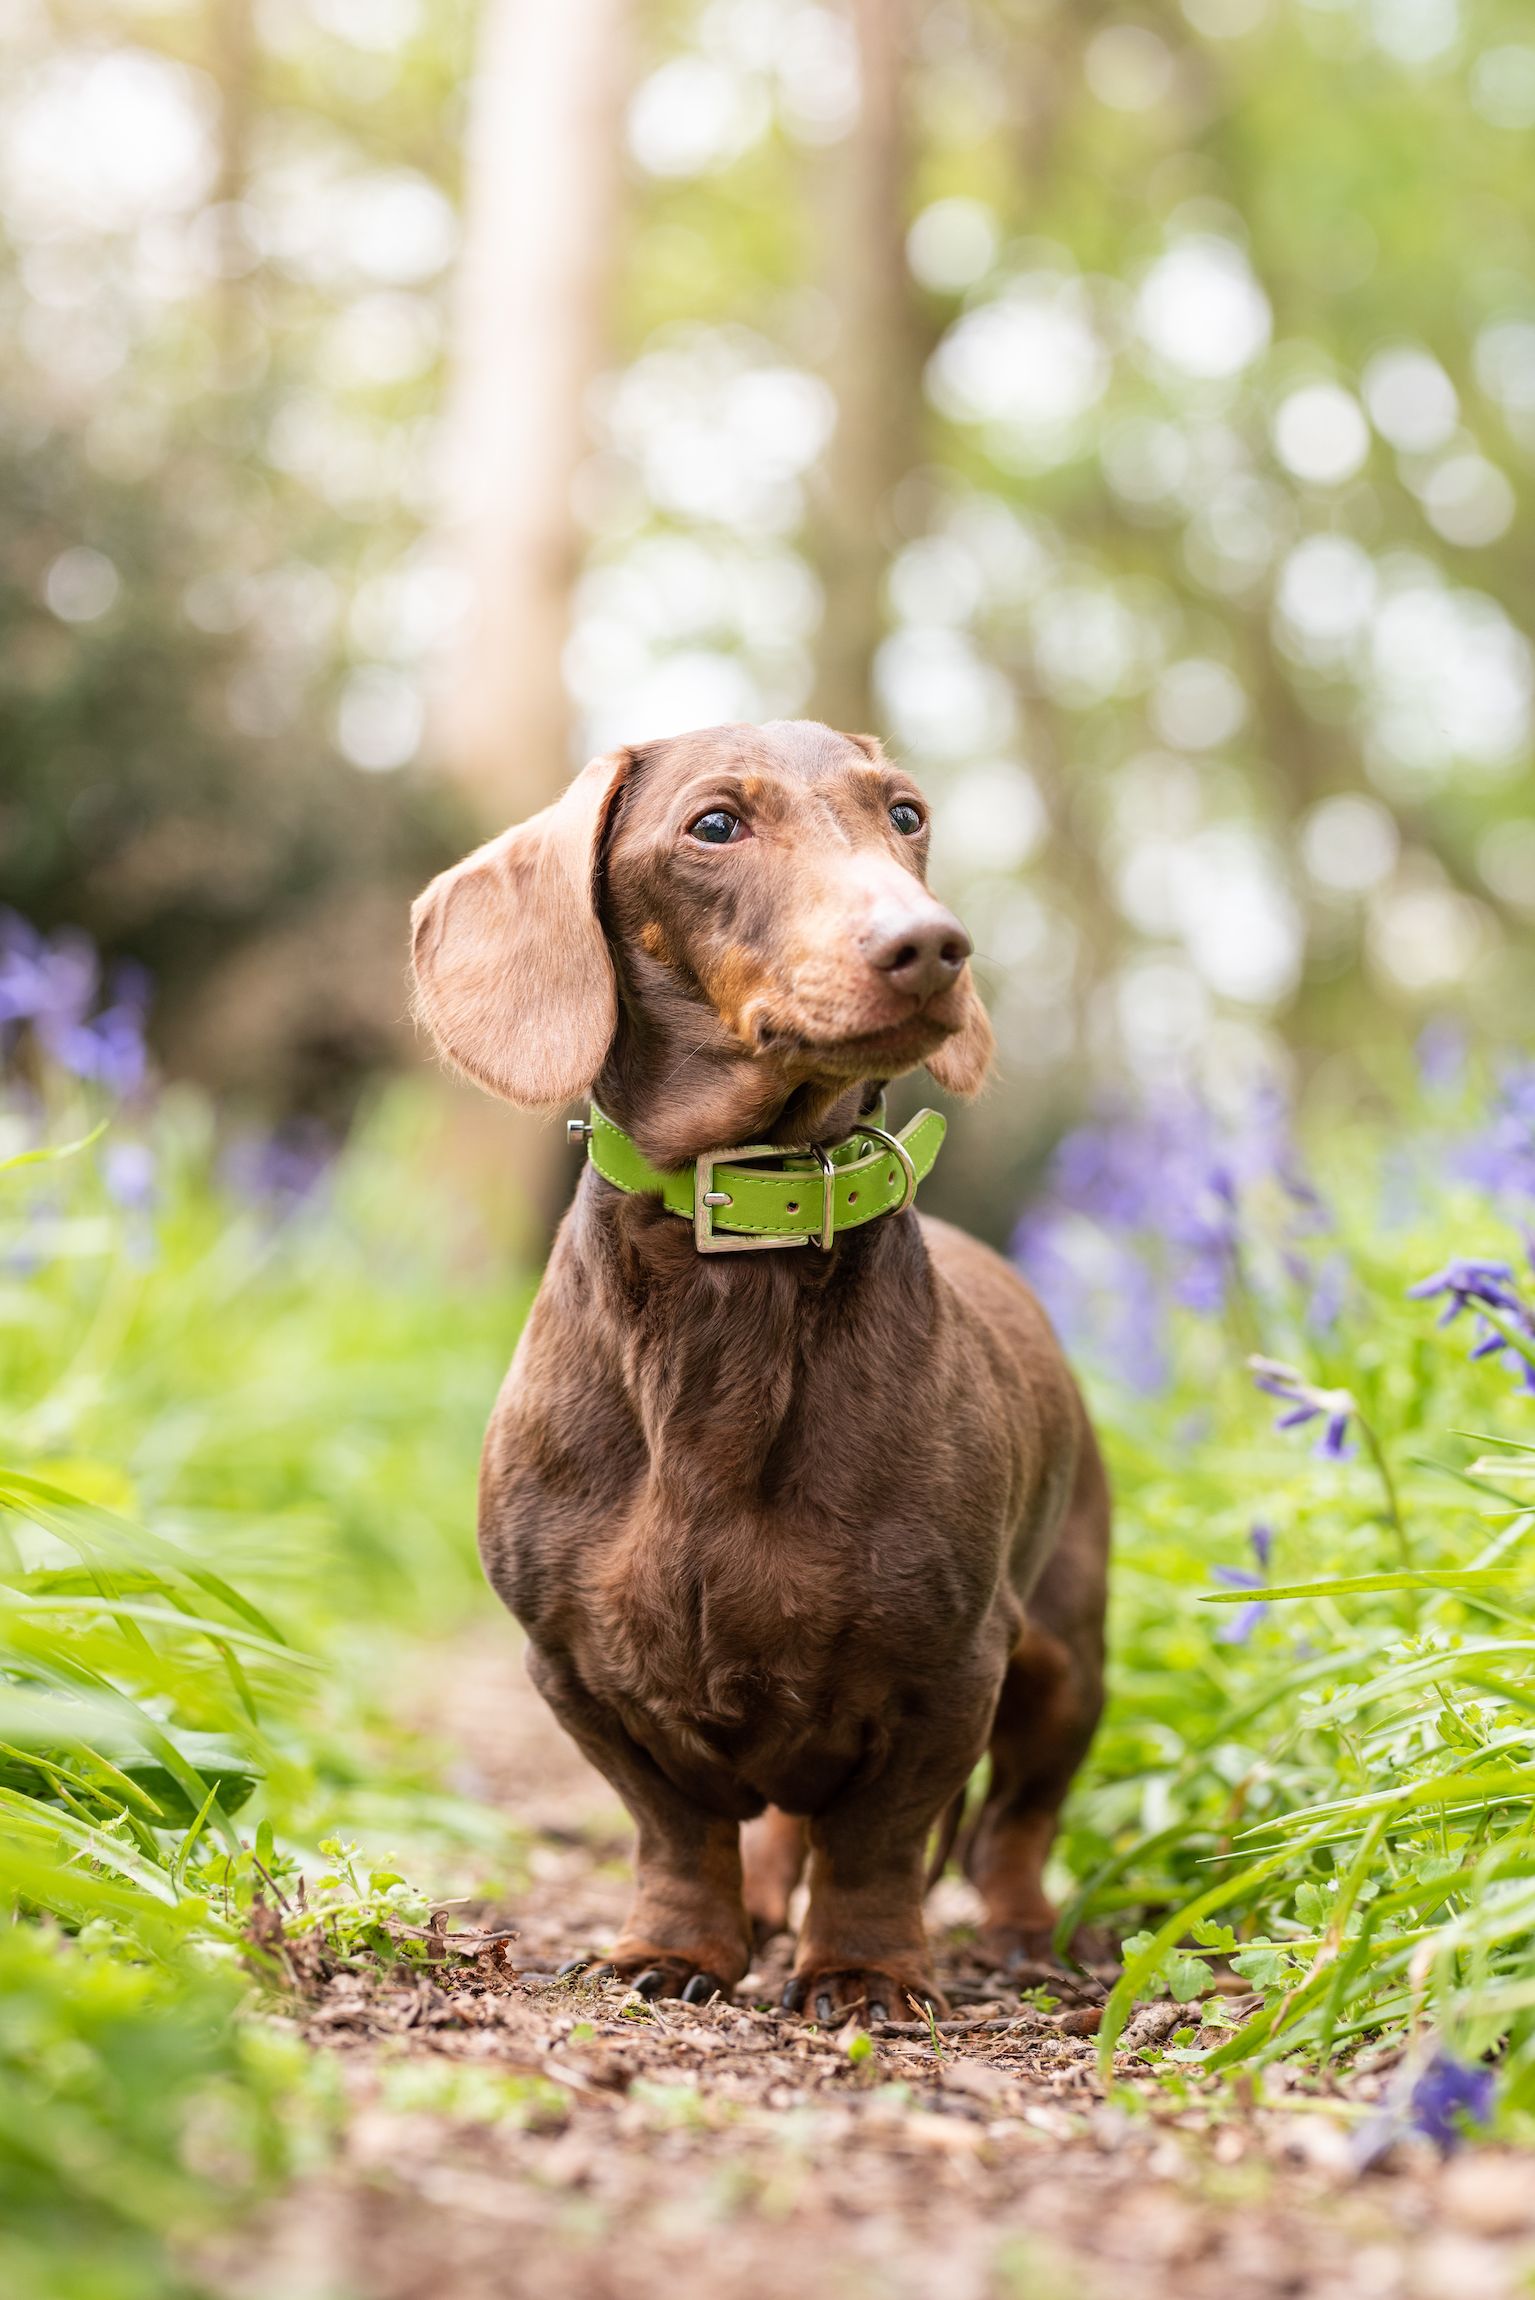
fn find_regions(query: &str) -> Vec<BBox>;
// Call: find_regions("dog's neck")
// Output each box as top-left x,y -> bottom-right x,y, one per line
570,1031 -> 926,1489
567,1100 -> 928,1489
594,1024 -> 885,1171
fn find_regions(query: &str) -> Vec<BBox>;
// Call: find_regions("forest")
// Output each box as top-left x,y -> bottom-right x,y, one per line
3,0 -> 1535,2294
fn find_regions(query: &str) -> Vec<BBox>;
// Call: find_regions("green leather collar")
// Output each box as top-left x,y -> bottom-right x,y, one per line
585,1102 -> 946,1253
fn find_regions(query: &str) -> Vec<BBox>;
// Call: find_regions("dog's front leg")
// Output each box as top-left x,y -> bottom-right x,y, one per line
527,1647 -> 753,2001
784,1745 -> 980,2025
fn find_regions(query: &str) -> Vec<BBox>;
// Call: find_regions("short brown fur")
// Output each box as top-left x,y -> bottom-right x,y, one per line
411,720 -> 1109,2020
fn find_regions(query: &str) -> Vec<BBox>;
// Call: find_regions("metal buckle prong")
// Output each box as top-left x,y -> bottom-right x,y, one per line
812,1145 -> 837,1252
693,1145 -> 810,1254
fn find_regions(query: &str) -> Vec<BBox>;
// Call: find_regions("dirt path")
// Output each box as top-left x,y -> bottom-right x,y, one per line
215,1632 -> 1535,2300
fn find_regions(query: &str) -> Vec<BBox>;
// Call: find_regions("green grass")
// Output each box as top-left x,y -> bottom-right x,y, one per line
3,1042 -> 1534,2293
1039,1075 -> 1535,2127
0,1076 -> 527,2296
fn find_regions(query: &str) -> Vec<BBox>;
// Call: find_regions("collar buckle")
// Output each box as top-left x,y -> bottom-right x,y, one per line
693,1144 -> 811,1255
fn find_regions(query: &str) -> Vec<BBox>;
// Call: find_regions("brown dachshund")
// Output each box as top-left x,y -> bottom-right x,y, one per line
411,719 -> 1109,2022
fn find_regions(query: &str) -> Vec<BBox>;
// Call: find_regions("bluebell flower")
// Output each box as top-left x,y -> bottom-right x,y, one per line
1012,1209 -> 1170,1395
1210,1523 -> 1274,1643
0,913 -> 152,1097
1408,1257 -> 1535,1393
101,1141 -> 158,1269
49,1003 -> 150,1096
0,912 -> 96,1031
1416,1018 -> 1467,1094
102,1141 -> 157,1213
1249,1356 -> 1356,1460
1408,2051 -> 1495,2151
1013,1081 -> 1332,1390
1458,1067 -> 1535,1201
1306,1253 -> 1349,1334
1408,1257 -> 1520,1322
222,1119 -> 335,1215
1211,1567 -> 1267,1644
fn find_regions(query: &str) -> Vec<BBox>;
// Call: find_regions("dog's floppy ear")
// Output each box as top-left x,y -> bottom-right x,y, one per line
925,969 -> 995,1098
410,750 -> 629,1109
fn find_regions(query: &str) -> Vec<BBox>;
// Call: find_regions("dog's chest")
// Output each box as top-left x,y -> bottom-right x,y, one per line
592,1530 -> 889,1803
590,1479 -> 982,1716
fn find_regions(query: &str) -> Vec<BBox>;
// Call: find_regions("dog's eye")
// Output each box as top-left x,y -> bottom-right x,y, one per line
688,810 -> 742,845
890,802 -> 923,836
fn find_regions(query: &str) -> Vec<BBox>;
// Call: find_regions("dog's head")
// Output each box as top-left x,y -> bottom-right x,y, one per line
411,721 -> 992,1161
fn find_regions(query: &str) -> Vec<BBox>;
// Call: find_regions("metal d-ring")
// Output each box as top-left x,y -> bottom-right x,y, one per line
857,1122 -> 918,1216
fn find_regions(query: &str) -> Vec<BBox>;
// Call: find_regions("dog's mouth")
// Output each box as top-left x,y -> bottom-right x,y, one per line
762,1003 -> 958,1076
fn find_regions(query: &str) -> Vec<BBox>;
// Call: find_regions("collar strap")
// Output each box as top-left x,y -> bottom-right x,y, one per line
586,1103 -> 946,1253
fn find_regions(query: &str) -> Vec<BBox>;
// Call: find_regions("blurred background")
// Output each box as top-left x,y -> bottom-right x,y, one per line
5,0 -> 1534,1240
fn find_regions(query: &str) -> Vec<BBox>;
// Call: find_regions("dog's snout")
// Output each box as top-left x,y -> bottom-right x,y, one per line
863,905 -> 972,1002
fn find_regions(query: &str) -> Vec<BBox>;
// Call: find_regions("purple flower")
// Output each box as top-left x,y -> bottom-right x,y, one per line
1285,1249 -> 1350,1332
102,1141 -> 157,1213
48,1003 -> 149,1095
1012,1210 -> 1170,1395
1307,1253 -> 1349,1334
1211,1569 -> 1267,1645
222,1119 -> 335,1214
1249,1357 -> 1356,1460
0,913 -> 97,1032
0,915 -> 153,1097
1408,2052 -> 1495,2151
1458,1067 -> 1535,1201
1416,1018 -> 1467,1094
1408,1257 -> 1520,1321
1012,1080 -> 1332,1389
1409,1257 -> 1535,1394
1211,1523 -> 1275,1644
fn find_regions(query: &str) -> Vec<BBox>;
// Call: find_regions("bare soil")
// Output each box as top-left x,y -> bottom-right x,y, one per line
213,1632 -> 1535,2300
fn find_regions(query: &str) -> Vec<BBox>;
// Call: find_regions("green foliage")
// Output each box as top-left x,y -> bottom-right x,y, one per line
1039,1067 -> 1535,2124
0,1077 -> 524,2290
0,1923 -> 332,2300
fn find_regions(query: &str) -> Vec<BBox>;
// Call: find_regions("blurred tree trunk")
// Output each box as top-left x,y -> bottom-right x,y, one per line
808,0 -> 922,736
435,0 -> 632,816
430,0 -> 632,1250
209,0 -> 256,376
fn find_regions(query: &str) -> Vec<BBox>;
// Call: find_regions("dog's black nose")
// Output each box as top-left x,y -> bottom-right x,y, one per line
864,906 -> 972,1002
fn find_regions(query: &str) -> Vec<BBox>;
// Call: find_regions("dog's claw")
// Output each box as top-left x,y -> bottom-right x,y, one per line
680,1972 -> 721,2005
556,1957 -> 589,1979
783,1968 -> 944,2027
632,1967 -> 667,1999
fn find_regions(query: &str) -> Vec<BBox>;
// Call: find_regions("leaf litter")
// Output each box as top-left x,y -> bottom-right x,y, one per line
203,1631 -> 1535,2300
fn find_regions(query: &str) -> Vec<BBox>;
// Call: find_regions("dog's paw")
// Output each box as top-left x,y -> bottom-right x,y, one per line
977,1921 -> 1113,1981
558,1950 -> 731,2005
976,1922 -> 1060,1977
780,1965 -> 947,2027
